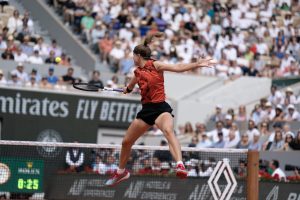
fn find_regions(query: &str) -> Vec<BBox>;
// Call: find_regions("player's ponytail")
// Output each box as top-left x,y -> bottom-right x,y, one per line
143,32 -> 164,47
134,32 -> 163,60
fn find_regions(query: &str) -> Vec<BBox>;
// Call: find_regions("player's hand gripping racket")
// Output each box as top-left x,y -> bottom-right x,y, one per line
73,83 -> 123,93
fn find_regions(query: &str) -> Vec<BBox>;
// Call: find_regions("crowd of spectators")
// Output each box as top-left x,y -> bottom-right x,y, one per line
49,0 -> 300,79
1,0 -> 299,92
1,0 -> 300,92
0,3 -> 73,67
0,62 -> 75,89
62,140 -> 300,182
0,62 -> 128,91
179,84 -> 300,151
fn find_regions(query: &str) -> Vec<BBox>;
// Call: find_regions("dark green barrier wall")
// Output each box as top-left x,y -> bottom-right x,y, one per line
0,87 -> 141,143
272,77 -> 300,88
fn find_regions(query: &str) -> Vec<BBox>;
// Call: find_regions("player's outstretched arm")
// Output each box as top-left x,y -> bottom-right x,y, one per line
154,57 -> 217,73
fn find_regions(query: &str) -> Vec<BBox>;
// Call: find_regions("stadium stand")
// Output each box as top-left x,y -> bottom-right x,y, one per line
46,0 -> 300,79
0,3 -> 300,200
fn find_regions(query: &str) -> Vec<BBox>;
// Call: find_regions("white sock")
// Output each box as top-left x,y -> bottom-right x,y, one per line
117,168 -> 125,174
176,161 -> 184,166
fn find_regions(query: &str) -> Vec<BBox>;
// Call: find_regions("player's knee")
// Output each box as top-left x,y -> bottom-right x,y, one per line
162,127 -> 174,137
122,138 -> 133,147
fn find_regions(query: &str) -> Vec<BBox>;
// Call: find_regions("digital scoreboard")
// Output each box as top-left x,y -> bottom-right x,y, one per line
0,158 -> 44,193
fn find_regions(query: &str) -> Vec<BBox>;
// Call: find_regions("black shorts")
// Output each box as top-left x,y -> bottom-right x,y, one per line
136,101 -> 174,126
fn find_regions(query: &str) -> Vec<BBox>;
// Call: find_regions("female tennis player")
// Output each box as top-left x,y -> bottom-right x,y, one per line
105,33 -> 217,186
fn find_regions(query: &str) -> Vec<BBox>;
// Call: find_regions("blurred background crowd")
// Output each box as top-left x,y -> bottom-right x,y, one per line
47,0 -> 300,79
0,0 -> 299,87
62,140 -> 300,182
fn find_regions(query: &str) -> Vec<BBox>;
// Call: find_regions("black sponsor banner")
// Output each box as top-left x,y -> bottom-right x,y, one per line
47,174 -> 300,200
259,182 -> 300,200
0,87 -> 141,142
48,174 -> 247,200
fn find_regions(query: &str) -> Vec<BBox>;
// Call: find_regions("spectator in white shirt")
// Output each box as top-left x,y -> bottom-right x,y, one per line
215,58 -> 229,79
273,104 -> 285,122
179,47 -> 192,64
33,37 -> 49,56
255,23 -> 268,38
92,155 -> 106,174
109,41 -> 125,72
283,60 -> 299,77
91,21 -> 106,46
269,160 -> 287,181
284,104 -> 300,121
223,44 -> 238,61
230,4 -> 241,25
7,72 -> 22,86
224,114 -> 234,129
249,0 -> 262,7
22,11 -> 34,33
249,131 -> 262,150
281,87 -> 297,105
268,85 -> 283,106
28,50 -> 44,64
109,1 -> 121,19
231,122 -> 242,141
228,61 -> 242,79
47,39 -> 62,57
236,134 -> 250,149
246,8 -> 258,20
186,161 -> 198,177
256,37 -> 269,55
0,70 -> 7,85
7,9 -> 23,34
261,101 -> 276,122
103,155 -> 118,175
196,15 -> 209,31
224,129 -> 240,148
161,1 -> 175,22
199,159 -> 214,177
65,144 -> 85,173
0,36 -> 7,50
269,22 -> 279,39
11,63 -> 28,83
287,37 -> 300,58
280,52 -> 295,72
14,47 -> 28,63
119,23 -> 133,42
201,26 -> 215,44
207,121 -> 229,143
259,3 -> 273,21
238,13 -> 256,30
246,119 -> 260,142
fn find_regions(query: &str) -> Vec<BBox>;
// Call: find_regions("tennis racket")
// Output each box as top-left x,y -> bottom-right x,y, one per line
73,83 -> 123,92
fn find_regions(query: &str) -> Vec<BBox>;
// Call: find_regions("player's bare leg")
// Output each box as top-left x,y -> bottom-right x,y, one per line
119,119 -> 151,168
155,113 -> 187,179
105,119 -> 151,186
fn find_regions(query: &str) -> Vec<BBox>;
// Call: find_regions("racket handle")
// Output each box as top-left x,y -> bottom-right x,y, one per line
103,87 -> 124,92
113,88 -> 124,92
